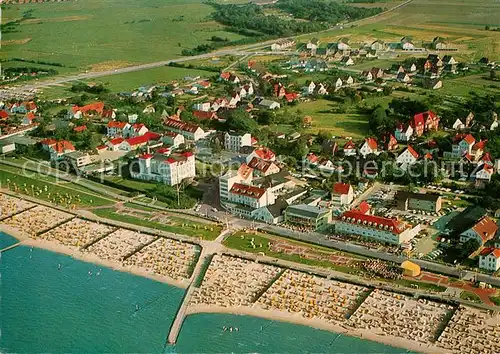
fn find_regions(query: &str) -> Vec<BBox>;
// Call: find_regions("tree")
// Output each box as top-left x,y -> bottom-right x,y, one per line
226,108 -> 258,133
369,105 -> 395,135
290,139 -> 309,160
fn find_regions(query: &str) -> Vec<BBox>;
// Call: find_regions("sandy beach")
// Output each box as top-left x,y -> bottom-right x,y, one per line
0,223 -> 188,289
186,304 -> 448,354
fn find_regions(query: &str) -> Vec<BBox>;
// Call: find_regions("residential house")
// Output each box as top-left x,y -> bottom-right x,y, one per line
101,109 -> 116,121
48,140 -> 76,161
479,248 -> 500,272
121,132 -> 162,152
361,70 -> 373,81
304,81 -> 316,95
274,83 -> 286,98
317,83 -> 328,95
228,183 -> 275,209
162,132 -> 185,148
219,164 -> 253,202
473,164 -> 494,188
257,99 -> 280,110
124,123 -> 149,138
401,36 -> 415,50
73,125 -> 87,133
336,209 -> 416,244
337,38 -> 350,51
285,92 -> 299,103
370,67 -> 384,79
193,110 -> 218,121
306,38 -> 320,52
370,40 -> 385,51
360,138 -> 379,157
105,137 -> 125,151
384,134 -> 399,151
192,102 -> 211,112
397,72 -> 411,83
164,118 -> 205,141
21,112 -> 36,126
211,98 -> 229,112
432,36 -> 447,50
142,105 -> 155,114
396,191 -> 442,212
219,72 -> 240,84
443,55 -> 458,72
224,132 -> 252,152
465,112 -> 475,127
340,56 -> 354,66
70,102 -> 105,119
423,79 -> 443,90
228,93 -> 241,107
343,140 -> 357,156
284,204 -> 332,231
343,75 -> 354,86
271,39 -> 295,51
132,151 -> 196,186
451,133 -> 475,158
107,121 -> 130,137
0,110 -> 9,121
459,216 -> 498,246
332,182 -> 354,205
251,198 -> 289,224
333,78 -> 343,90
248,157 -> 280,177
452,118 -> 465,130
246,147 -> 276,163
391,64 -> 406,74
397,145 -> 419,169
0,139 -> 15,154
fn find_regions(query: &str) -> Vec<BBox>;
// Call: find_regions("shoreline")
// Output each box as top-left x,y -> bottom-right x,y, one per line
186,304 -> 449,354
0,224 -> 189,289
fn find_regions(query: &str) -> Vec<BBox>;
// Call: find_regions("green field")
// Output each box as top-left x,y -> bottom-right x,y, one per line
0,166 -> 114,207
1,0 -> 246,70
460,290 -> 482,303
93,207 -> 222,240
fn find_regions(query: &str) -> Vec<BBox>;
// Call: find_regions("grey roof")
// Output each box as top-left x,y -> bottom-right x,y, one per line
446,205 -> 487,234
0,139 -> 14,146
396,191 -> 441,202
266,198 -> 289,218
286,204 -> 329,219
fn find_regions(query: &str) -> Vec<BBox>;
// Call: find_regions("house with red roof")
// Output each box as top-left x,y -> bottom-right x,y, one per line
21,112 -> 36,126
132,151 -> 196,186
40,138 -> 57,151
360,138 -> 379,157
304,152 -> 319,166
102,109 -> 116,120
343,140 -> 357,156
73,125 -> 87,133
228,92 -> 241,107
105,137 -> 125,151
193,110 -> 218,121
106,121 -> 130,137
481,152 -> 493,166
71,102 -> 105,119
228,183 -> 275,209
211,98 -> 229,112
246,147 -> 276,163
396,145 -> 419,169
479,247 -> 500,272
124,123 -> 149,138
219,72 -> 240,84
0,110 -> 9,120
48,140 -> 76,161
384,134 -> 398,151
357,201 -> 371,215
284,92 -> 299,103
460,216 -> 498,246
8,101 -> 37,114
122,132 -> 161,151
414,111 -> 440,134
332,182 -> 353,205
248,157 -> 280,177
451,133 -> 475,158
274,83 -> 286,98
335,209 -> 415,244
472,139 -> 487,159
164,118 -> 205,141
411,113 -> 426,137
473,163 -> 495,189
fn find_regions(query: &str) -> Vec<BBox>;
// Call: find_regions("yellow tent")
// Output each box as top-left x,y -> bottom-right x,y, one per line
401,260 -> 421,277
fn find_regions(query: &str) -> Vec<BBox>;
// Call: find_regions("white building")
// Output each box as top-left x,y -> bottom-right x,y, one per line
271,39 -> 295,51
452,118 -> 465,130
479,248 -> 500,272
228,183 -> 275,209
451,134 -> 475,158
459,216 -> 498,246
192,102 -> 211,112
224,132 -> 252,152
132,151 -> 196,186
335,210 -> 417,245
394,124 -> 413,142
164,118 -> 205,141
396,145 -> 419,169
219,164 -> 253,202
63,151 -> 92,168
359,138 -> 379,157
332,182 -> 353,205
246,147 -> 276,163
343,140 -> 356,156
124,123 -> 149,138
107,121 -> 130,137
258,99 -> 280,110
163,132 -> 185,148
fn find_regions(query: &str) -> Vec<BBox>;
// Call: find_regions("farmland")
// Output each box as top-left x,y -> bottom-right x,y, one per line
1,0 -> 247,71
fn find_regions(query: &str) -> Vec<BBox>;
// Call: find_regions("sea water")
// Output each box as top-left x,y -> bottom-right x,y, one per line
0,232 -> 408,353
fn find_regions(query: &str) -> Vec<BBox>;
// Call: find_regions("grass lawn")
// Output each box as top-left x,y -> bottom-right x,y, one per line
293,99 -> 369,138
490,296 -> 500,306
0,167 -> 113,207
103,176 -> 158,192
460,290 -> 482,303
394,278 -> 447,293
1,0 -> 247,70
223,231 -> 364,274
93,208 -> 222,240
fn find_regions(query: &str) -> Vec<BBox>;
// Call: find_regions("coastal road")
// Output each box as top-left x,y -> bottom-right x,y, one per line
4,0 -> 414,95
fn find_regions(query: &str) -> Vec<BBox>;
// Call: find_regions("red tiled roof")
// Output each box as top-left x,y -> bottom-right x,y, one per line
344,140 -> 356,149
306,153 -> 319,163
156,147 -> 171,154
406,145 -> 419,159
472,217 -> 498,243
164,118 -> 201,133
412,113 -> 425,127
102,109 -> 115,118
0,110 -> 9,119
481,152 -> 492,162
107,121 -> 128,129
25,112 -> 36,120
424,153 -> 433,160
139,153 -> 154,159
72,102 -> 104,115
454,133 -> 475,145
52,140 -> 75,154
285,93 -> 298,102
238,163 -> 253,179
248,157 -> 273,173
357,201 -> 371,214
126,132 -> 161,146
333,182 -> 351,195
365,138 -> 378,150
96,145 -> 107,150
109,137 -> 125,145
480,247 -> 500,259
193,110 -> 217,120
230,183 -> 266,199
220,72 -> 231,80
254,147 -> 275,160
473,139 -> 487,150
339,210 -> 403,234
73,125 -> 87,132
41,138 -> 57,146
